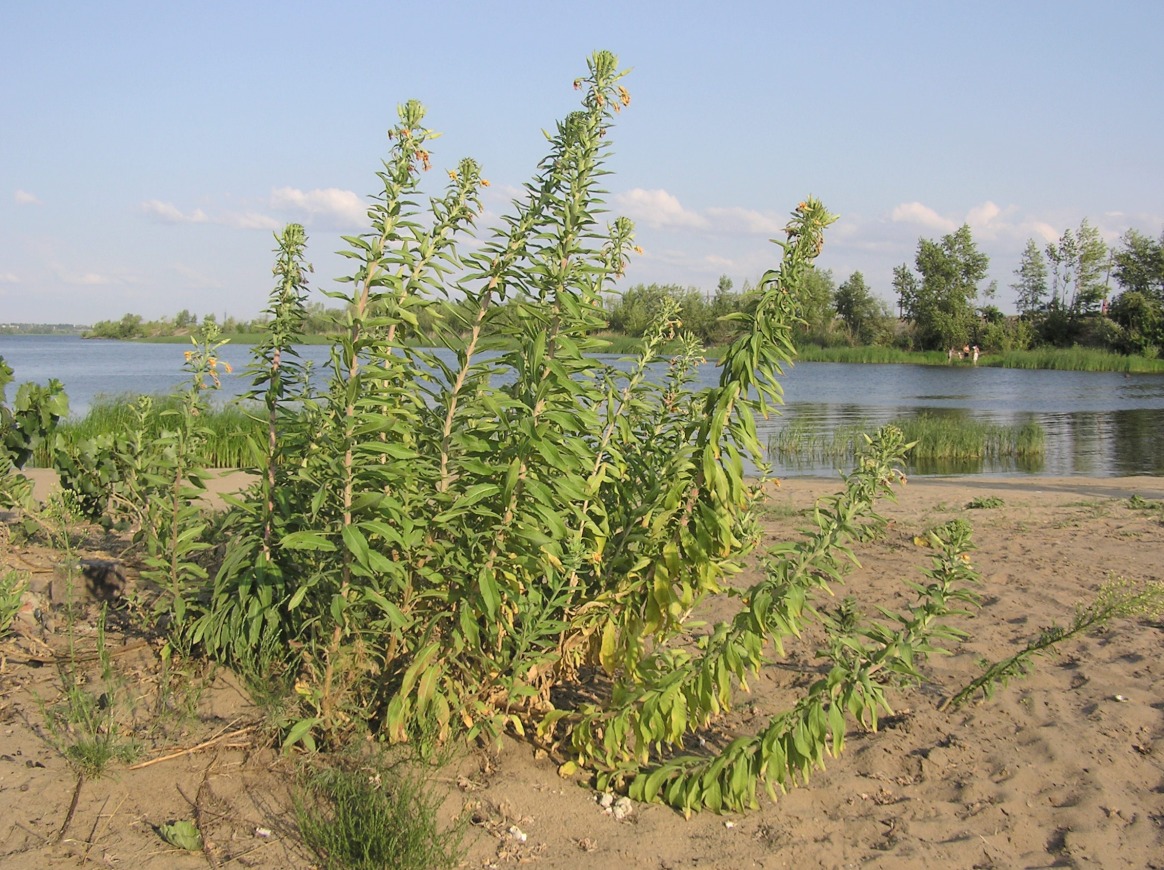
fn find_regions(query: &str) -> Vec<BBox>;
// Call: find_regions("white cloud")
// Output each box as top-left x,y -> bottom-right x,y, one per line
703,254 -> 735,269
889,201 -> 957,233
614,188 -> 708,229
141,200 -> 210,224
14,190 -> 40,206
61,271 -> 115,286
222,211 -> 283,231
0,272 -> 19,283
705,206 -> 784,236
966,201 -> 1002,228
270,186 -> 366,228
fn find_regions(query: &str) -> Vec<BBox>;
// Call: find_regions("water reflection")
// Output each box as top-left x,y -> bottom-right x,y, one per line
2,337 -> 1162,478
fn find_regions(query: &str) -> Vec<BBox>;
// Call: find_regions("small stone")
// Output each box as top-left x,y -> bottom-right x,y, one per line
612,796 -> 633,821
254,827 -> 272,838
597,792 -> 614,810
508,825 -> 527,843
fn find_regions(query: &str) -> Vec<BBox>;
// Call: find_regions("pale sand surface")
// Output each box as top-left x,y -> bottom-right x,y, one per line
2,470 -> 1162,868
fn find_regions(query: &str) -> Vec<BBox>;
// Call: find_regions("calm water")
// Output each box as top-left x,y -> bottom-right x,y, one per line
3,335 -> 1162,477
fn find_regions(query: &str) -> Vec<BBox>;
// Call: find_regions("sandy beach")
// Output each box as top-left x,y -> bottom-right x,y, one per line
2,471 -> 1162,868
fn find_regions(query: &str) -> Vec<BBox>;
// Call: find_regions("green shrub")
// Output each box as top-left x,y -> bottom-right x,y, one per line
57,51 -> 996,815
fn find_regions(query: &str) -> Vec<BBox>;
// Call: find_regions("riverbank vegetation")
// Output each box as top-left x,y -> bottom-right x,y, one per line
3,54 -> 1162,844
769,413 -> 1045,468
80,210 -> 1164,374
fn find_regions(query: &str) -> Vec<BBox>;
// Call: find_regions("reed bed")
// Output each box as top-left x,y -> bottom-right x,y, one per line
769,413 -> 1045,465
983,347 -> 1164,373
793,345 -> 950,366
34,395 -> 266,468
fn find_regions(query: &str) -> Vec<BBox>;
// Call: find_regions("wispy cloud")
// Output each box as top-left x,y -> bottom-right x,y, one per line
615,188 -> 708,229
14,190 -> 40,206
222,211 -> 282,231
141,200 -> 210,224
0,272 -> 20,283
890,201 -> 957,233
705,206 -> 784,236
60,271 -> 116,286
270,186 -> 365,228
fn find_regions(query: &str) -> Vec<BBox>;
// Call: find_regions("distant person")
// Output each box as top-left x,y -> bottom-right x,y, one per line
972,345 -> 980,365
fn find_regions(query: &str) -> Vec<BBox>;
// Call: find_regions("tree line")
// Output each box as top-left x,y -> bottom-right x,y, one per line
86,219 -> 1164,358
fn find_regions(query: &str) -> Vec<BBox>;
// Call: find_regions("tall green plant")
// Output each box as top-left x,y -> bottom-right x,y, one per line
136,325 -> 226,629
0,356 -> 68,508
185,52 -> 987,814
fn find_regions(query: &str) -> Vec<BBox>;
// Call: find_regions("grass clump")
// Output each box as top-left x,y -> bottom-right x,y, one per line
42,604 -> 141,776
896,414 -> 1044,461
293,760 -> 465,870
770,413 -> 1045,468
966,495 -> 1005,509
1127,493 -> 1164,515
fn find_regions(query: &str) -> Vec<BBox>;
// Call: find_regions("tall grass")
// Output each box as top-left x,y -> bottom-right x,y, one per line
33,395 -> 265,468
769,412 -> 1045,467
794,345 -> 950,365
983,347 -> 1164,373
791,343 -> 1164,372
896,414 -> 1044,460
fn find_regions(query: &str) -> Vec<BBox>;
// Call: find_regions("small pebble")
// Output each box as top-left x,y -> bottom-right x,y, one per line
508,825 -> 527,843
612,796 -> 633,821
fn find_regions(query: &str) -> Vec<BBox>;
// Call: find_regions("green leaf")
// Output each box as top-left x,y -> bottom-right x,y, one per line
282,717 -> 320,752
157,819 -> 203,852
280,531 -> 336,552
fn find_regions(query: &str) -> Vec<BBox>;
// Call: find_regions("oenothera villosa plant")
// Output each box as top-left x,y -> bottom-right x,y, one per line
187,50 -> 982,808
0,356 -> 67,509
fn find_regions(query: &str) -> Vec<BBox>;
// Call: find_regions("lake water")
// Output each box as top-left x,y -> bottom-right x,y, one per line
3,335 -> 1162,478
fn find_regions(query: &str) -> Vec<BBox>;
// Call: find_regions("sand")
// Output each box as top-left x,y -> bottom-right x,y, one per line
1,471 -> 1162,868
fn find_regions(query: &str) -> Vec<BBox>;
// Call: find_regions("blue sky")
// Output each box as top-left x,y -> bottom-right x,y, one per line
3,1 -> 1162,324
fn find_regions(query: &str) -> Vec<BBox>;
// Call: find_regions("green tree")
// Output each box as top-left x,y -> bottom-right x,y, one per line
833,270 -> 885,344
1108,290 -> 1162,353
1046,219 -> 1109,316
1012,239 -> 1049,317
901,225 -> 990,351
791,266 -> 836,342
705,275 -> 743,344
1113,228 -> 1164,304
892,263 -> 917,321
